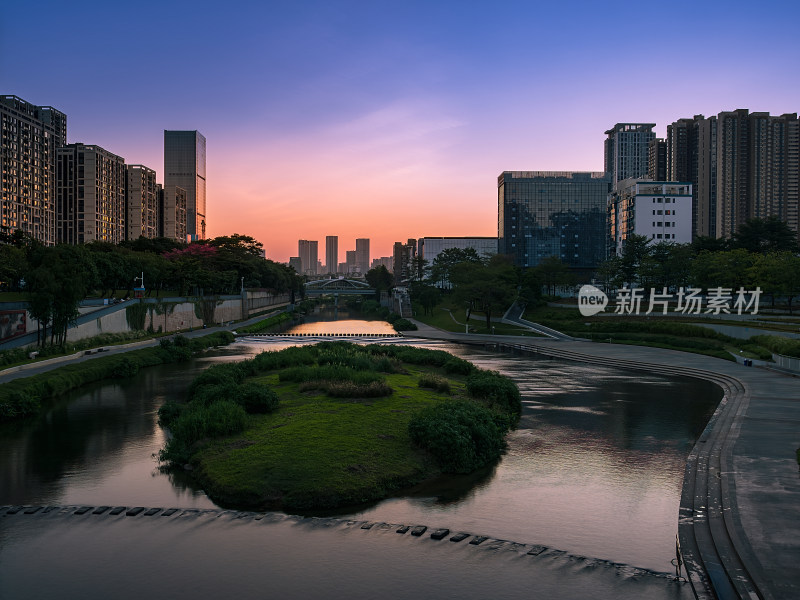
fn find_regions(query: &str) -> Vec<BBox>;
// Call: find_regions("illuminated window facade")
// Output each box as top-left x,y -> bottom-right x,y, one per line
0,95 -> 67,245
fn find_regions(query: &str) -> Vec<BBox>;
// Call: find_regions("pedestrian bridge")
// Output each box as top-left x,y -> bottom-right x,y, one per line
304,278 -> 375,296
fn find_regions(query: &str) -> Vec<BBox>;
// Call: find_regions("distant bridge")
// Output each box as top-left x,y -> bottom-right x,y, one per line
304,278 -> 375,296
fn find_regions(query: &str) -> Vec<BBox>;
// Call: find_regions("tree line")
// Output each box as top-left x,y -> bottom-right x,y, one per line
0,231 -> 303,346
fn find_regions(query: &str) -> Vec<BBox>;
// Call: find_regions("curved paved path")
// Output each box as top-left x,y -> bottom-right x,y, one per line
406,321 -> 800,600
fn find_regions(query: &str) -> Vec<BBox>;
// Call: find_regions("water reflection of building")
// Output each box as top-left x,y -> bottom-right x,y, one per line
498,171 -> 611,272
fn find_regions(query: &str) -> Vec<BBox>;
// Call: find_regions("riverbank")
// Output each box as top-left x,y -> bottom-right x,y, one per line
0,331 -> 235,423
405,320 -> 800,600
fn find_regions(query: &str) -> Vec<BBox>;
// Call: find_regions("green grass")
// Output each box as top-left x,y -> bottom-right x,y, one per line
414,301 -> 542,336
236,311 -> 293,334
192,366 -> 465,511
168,342 -> 520,512
523,305 -> 778,361
0,332 -> 235,423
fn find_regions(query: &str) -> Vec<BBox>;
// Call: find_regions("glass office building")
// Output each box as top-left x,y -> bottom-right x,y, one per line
498,171 -> 611,270
164,130 -> 206,240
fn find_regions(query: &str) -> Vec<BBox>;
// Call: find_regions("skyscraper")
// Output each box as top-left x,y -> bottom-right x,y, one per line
325,235 -> 338,274
355,238 -> 370,274
0,95 -> 67,245
164,130 -> 206,241
57,143 -> 127,244
498,171 -> 611,271
298,239 -> 318,275
604,123 -> 656,189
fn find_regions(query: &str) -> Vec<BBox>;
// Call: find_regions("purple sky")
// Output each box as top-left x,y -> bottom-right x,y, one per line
2,0 -> 799,262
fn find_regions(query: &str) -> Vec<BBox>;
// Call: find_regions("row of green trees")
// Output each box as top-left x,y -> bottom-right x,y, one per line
0,231 -> 303,346
399,217 -> 800,320
598,232 -> 800,311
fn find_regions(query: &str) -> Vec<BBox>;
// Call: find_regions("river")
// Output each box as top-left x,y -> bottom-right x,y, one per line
0,313 -> 719,599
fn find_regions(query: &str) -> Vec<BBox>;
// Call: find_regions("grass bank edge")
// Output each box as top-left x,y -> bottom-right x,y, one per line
0,331 -> 235,423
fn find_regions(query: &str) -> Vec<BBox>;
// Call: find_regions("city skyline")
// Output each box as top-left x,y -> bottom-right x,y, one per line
2,1 -> 799,261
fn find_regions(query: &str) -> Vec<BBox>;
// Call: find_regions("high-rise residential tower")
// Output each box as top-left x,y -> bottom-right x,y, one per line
0,95 -> 67,245
158,184 -> 188,242
298,239 -> 318,275
325,235 -> 338,274
604,123 -> 656,189
670,110 -> 800,239
355,238 -> 370,274
647,139 -> 667,182
57,143 -> 126,244
164,130 -> 206,241
126,165 -> 159,240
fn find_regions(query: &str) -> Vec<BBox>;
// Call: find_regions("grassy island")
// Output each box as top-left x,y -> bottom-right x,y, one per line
159,342 -> 521,511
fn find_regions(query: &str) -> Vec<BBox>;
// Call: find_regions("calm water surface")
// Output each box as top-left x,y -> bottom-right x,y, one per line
0,318 -> 718,599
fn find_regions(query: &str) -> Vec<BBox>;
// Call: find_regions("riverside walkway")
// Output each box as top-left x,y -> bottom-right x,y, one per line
406,320 -> 800,600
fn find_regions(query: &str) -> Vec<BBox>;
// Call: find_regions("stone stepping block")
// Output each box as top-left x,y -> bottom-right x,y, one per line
24,506 -> 42,514
42,506 -> 58,514
74,506 -> 93,515
162,509 -> 179,517
360,522 -> 374,530
6,506 -> 22,515
93,506 -> 111,515
396,525 -> 410,534
125,507 -> 145,516
527,545 -> 547,556
410,526 -> 427,536
449,533 -> 470,542
469,536 -> 488,545
430,528 -> 450,540
144,508 -> 161,516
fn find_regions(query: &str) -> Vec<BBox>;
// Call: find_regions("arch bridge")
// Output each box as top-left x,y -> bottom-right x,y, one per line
304,278 -> 376,296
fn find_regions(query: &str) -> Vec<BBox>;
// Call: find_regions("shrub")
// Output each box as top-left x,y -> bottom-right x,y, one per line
236,382 -> 280,413
443,357 -> 475,375
408,401 -> 505,473
418,374 -> 450,394
158,400 -> 184,427
751,335 -> 800,359
393,318 -> 417,331
326,380 -> 393,398
466,371 -> 522,416
111,356 -> 140,378
0,390 -> 40,420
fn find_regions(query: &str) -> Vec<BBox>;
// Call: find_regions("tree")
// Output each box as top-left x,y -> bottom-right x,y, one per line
26,245 -> 97,346
532,256 -> 572,296
429,247 -> 482,289
690,249 -> 754,290
732,217 -> 799,254
451,255 -> 516,330
365,265 -> 393,300
618,234 -> 651,287
409,281 -> 440,315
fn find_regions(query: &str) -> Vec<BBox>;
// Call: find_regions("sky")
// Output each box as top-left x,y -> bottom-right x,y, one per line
2,0 -> 800,263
